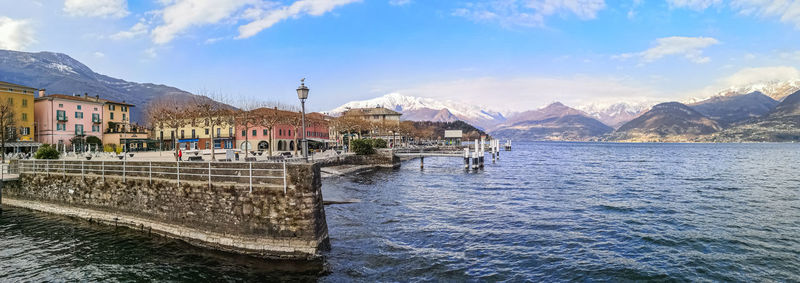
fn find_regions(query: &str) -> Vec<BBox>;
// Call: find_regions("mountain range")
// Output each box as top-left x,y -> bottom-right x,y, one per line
2,49 -> 799,142
0,49 -> 209,123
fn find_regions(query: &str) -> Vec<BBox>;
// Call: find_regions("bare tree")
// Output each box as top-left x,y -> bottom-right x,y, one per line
284,111 -> 303,156
256,107 -> 284,157
236,101 -> 261,158
190,94 -> 234,161
0,101 -> 16,161
146,98 -> 189,161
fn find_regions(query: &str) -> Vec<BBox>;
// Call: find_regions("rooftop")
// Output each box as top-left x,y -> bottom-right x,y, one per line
0,81 -> 38,91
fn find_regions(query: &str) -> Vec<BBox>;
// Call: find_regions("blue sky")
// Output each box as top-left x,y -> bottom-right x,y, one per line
1,0 -> 800,113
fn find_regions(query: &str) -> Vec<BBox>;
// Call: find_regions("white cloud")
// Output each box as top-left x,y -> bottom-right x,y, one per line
453,0 -> 606,27
110,21 -> 148,40
93,51 -> 105,58
389,0 -> 412,6
144,47 -> 157,58
616,36 -> 719,64
0,17 -> 36,51
152,0 -> 253,44
731,0 -> 800,29
63,0 -> 129,18
148,0 -> 358,44
237,0 -> 361,39
666,0 -> 721,10
721,66 -> 800,86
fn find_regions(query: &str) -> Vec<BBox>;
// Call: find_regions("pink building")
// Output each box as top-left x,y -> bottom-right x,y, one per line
34,93 -> 105,146
234,108 -> 330,152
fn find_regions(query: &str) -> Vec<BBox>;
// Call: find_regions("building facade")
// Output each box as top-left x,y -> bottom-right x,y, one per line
34,93 -> 104,146
235,107 -> 330,153
341,107 -> 402,126
0,81 -> 37,142
153,121 -> 237,151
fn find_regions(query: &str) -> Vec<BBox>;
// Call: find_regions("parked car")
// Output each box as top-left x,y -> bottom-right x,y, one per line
279,152 -> 293,157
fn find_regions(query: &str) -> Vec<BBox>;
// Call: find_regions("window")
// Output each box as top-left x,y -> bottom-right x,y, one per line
252,129 -> 257,136
75,124 -> 84,135
94,107 -> 97,111
214,140 -> 222,149
263,129 -> 268,136
75,112 -> 83,118
92,113 -> 100,122
92,125 -> 99,132
170,131 -> 174,140
77,105 -> 81,110
57,123 -> 65,131
122,113 -> 126,121
21,127 -> 30,135
21,113 -> 27,121
22,99 -> 27,107
241,130 -> 246,137
217,128 -> 220,137
288,130 -> 292,136
56,110 -> 66,120
229,127 -> 233,136
205,141 -> 210,149
110,112 -> 114,120
180,130 -> 184,139
191,129 -> 196,138
6,98 -> 12,105
205,128 -> 209,135
58,103 -> 63,108
109,104 -> 115,111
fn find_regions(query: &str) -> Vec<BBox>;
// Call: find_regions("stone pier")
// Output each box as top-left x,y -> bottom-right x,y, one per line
0,160 -> 329,260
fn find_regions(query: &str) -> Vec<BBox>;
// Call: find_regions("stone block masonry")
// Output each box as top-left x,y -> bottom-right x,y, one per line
1,160 -> 330,260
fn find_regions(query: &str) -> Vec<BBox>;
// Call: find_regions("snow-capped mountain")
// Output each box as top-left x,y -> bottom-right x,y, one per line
328,93 -> 506,129
0,49 -> 213,123
716,79 -> 800,101
577,102 -> 652,128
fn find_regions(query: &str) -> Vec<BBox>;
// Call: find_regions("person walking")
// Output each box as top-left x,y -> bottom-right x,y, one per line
178,149 -> 183,161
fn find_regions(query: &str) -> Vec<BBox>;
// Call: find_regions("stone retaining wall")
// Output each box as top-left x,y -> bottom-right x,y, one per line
316,149 -> 400,169
1,161 -> 329,260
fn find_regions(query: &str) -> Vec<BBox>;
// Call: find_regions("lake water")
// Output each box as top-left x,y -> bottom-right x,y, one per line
3,142 -> 800,281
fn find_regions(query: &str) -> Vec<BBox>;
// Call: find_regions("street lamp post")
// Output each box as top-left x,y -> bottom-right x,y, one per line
296,78 -> 309,162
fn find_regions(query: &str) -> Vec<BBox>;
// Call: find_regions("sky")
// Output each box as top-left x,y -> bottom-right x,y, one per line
1,0 -> 800,113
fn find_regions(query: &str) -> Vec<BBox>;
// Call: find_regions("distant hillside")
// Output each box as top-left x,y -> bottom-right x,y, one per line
709,90 -> 800,142
0,49 -> 218,123
329,93 -> 506,130
491,102 -> 613,141
690,92 -> 779,126
412,120 -> 486,140
610,102 -> 721,142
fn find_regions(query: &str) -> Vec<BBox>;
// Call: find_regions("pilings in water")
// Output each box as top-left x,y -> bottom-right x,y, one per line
420,156 -> 424,169
464,148 -> 470,170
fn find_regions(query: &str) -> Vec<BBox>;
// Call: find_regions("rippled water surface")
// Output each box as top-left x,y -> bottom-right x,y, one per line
3,142 -> 800,281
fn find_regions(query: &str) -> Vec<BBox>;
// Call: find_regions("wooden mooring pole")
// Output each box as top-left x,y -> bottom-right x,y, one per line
420,156 -> 424,169
464,148 -> 470,170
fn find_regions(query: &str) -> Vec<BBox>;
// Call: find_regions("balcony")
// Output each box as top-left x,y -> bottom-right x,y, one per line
92,118 -> 102,123
57,115 -> 68,122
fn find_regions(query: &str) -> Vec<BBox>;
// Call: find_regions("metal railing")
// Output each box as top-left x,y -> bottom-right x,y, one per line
16,159 -> 289,194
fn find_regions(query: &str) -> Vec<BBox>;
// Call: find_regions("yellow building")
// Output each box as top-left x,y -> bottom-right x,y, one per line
0,81 -> 37,142
102,99 -> 134,132
152,119 -> 237,151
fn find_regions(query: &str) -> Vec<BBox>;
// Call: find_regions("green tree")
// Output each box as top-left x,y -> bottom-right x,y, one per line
34,144 -> 60,159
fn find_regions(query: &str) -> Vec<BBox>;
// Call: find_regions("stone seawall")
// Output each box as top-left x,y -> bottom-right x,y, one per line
1,161 -> 329,260
317,149 -> 400,169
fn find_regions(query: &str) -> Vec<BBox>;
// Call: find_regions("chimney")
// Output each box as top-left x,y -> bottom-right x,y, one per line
84,92 -> 88,98
38,89 -> 45,97
274,106 -> 278,110
95,94 -> 99,101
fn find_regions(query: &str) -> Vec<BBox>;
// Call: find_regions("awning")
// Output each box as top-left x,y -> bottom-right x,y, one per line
178,139 -> 199,143
2,142 -> 42,148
